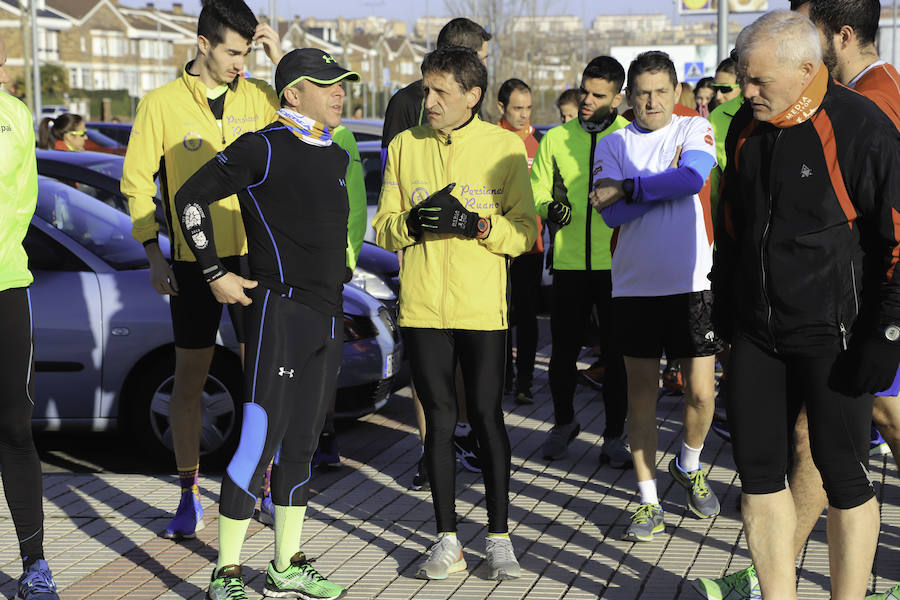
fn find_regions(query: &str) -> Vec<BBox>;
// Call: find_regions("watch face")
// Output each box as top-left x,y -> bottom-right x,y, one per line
887,325 -> 900,342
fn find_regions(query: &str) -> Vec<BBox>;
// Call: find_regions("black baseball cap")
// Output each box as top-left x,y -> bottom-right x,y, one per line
275,48 -> 360,99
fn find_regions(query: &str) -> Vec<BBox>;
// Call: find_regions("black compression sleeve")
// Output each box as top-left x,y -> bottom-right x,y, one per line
174,132 -> 267,282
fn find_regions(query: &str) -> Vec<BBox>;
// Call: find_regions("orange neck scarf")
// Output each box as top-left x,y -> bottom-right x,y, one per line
768,62 -> 828,128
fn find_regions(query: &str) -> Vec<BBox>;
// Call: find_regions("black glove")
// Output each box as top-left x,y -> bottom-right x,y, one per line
407,183 -> 456,235
343,266 -> 353,284
546,200 -> 572,226
831,334 -> 900,397
417,183 -> 482,238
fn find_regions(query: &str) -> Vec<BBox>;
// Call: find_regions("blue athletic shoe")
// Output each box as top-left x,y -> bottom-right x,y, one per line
15,559 -> 60,600
259,493 -> 275,527
162,490 -> 204,539
871,425 -> 890,456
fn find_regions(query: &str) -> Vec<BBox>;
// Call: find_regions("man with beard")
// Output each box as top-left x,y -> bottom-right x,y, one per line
530,56 -> 630,465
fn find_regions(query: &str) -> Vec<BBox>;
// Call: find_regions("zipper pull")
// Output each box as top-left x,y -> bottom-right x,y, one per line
446,133 -> 451,145
839,322 -> 848,350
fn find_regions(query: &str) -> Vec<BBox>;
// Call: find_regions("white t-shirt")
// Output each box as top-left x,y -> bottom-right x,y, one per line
593,114 -> 716,298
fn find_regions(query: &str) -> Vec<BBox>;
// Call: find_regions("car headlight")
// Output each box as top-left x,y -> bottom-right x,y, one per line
350,266 -> 396,301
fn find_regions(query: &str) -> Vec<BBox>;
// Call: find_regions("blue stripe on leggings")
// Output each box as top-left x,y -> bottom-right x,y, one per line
226,402 -> 268,498
288,463 -> 312,506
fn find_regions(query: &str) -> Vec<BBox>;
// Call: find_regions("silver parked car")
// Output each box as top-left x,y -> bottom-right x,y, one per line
27,176 -> 401,462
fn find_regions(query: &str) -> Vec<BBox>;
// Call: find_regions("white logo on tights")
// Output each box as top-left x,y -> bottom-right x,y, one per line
278,367 -> 294,378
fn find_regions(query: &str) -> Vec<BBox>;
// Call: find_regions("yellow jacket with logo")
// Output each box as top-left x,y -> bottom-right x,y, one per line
121,66 -> 278,260
373,116 -> 537,330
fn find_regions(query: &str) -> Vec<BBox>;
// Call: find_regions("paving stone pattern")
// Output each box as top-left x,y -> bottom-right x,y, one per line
1,347 -> 898,599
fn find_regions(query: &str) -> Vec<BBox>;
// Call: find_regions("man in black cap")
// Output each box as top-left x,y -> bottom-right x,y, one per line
173,48 -> 359,600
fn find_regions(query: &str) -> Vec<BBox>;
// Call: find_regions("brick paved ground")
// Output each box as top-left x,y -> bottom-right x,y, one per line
1,345 -> 898,599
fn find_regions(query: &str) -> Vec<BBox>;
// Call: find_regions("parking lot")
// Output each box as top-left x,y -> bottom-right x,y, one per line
2,338 -> 900,599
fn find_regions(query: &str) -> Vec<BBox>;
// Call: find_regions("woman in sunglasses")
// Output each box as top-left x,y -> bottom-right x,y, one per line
711,57 -> 742,108
37,113 -> 88,152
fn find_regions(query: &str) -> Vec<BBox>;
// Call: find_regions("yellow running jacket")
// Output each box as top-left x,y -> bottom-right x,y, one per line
373,116 -> 538,330
122,66 -> 278,261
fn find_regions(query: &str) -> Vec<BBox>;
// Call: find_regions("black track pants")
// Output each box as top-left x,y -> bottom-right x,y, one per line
506,253 -> 543,393
0,287 -> 45,565
403,328 -> 511,533
219,288 -> 341,519
549,270 -> 627,436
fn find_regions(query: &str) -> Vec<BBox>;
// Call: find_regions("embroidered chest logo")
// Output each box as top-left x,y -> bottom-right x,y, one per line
800,164 -> 812,178
278,367 -> 294,378
339,178 -> 346,187
183,132 -> 203,151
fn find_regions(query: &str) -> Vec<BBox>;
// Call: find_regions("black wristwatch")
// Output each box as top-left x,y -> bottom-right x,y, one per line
622,178 -> 636,204
884,324 -> 900,343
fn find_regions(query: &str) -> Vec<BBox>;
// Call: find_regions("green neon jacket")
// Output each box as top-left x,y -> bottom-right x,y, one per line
530,115 -> 629,271
0,91 -> 38,291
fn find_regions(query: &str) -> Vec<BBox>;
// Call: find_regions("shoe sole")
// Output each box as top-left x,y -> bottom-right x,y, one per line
600,453 -> 633,469
622,524 -> 664,542
488,568 -> 521,580
161,518 -> 204,540
871,443 -> 890,456
262,585 -> 347,599
690,578 -> 718,598
416,559 -> 467,580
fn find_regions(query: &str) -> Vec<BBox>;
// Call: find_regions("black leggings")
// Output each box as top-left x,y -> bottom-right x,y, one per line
0,288 -> 44,565
219,287 -> 341,520
403,328 -> 510,533
506,253 -> 543,393
549,270 -> 627,436
726,335 -> 875,509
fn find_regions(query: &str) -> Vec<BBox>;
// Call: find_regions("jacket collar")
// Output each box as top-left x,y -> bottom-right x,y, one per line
767,62 -> 828,128
181,60 -> 239,107
433,112 -> 480,143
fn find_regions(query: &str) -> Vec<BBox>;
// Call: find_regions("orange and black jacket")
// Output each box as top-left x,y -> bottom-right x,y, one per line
712,65 -> 900,356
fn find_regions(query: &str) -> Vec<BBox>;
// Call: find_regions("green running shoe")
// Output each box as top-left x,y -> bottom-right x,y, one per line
206,565 -> 249,600
867,583 -> 900,599
669,457 -> 721,518
693,566 -> 761,599
622,503 -> 664,542
264,552 -> 346,599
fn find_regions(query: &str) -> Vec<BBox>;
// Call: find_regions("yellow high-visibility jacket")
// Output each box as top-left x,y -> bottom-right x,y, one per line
373,116 -> 537,330
121,65 -> 278,261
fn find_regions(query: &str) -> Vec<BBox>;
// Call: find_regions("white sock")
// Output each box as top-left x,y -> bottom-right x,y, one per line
454,422 -> 471,437
637,479 -> 659,506
680,442 -> 703,473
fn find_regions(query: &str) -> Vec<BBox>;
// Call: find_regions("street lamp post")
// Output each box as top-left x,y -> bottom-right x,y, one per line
31,0 -> 42,117
717,0 -> 729,64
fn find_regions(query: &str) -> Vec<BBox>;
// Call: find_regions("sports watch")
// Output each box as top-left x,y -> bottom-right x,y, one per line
622,178 -> 636,204
476,217 -> 490,238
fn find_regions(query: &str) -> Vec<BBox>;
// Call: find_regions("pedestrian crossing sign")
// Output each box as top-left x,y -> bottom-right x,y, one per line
684,62 -> 704,83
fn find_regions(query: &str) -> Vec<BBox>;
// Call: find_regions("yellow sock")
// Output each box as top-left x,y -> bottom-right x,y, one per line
437,531 -> 457,538
274,505 -> 306,571
487,532 -> 510,539
216,515 -> 251,572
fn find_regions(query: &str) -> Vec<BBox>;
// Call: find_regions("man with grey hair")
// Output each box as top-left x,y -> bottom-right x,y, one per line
707,9 -> 900,600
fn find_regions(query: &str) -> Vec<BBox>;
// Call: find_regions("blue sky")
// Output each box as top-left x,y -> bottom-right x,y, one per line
126,0 -> 792,28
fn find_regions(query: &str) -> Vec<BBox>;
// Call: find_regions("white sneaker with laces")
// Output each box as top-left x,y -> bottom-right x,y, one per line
485,536 -> 521,580
416,534 -> 466,580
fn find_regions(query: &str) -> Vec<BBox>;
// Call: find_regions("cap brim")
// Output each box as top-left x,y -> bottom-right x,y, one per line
278,71 -> 362,98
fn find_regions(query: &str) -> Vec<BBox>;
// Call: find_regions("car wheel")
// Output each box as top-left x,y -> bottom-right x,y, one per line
126,347 -> 242,464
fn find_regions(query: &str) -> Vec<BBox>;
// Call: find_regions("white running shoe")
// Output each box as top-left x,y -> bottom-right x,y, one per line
416,534 -> 466,580
485,536 -> 521,580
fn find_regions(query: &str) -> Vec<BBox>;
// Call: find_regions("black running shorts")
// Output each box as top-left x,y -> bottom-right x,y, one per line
169,255 -> 247,349
612,290 -> 721,359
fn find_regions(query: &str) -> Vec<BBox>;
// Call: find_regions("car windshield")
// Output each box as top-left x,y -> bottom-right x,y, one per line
34,177 -> 150,270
